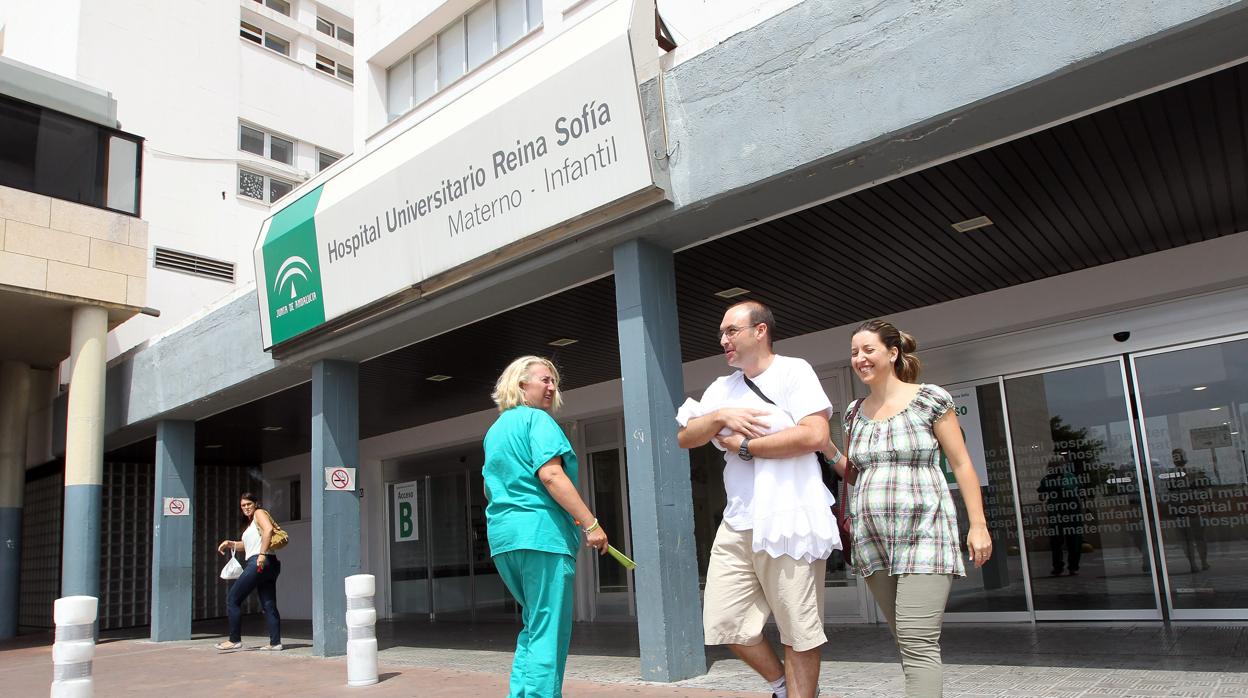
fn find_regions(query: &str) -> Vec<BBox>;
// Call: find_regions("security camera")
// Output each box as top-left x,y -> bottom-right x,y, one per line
1113,331 -> 1131,343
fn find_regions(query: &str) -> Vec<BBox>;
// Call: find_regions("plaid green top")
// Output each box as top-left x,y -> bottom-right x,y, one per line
844,384 -> 965,578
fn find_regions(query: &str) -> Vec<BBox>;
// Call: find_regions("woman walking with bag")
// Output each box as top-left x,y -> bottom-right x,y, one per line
484,356 -> 608,698
215,492 -> 285,651
834,320 -> 992,697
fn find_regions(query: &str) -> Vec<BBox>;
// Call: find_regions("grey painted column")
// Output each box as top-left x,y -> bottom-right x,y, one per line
151,420 -> 195,641
612,239 -> 706,681
62,305 -> 108,602
0,361 -> 32,639
311,360 -> 361,657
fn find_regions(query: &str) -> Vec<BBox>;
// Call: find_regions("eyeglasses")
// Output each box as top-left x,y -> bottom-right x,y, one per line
717,323 -> 760,342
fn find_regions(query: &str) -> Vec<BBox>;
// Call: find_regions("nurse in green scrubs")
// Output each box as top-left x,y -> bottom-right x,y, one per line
484,355 -> 609,698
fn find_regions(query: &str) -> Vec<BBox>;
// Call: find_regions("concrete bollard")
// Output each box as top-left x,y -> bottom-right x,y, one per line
51,595 -> 97,698
345,574 -> 378,687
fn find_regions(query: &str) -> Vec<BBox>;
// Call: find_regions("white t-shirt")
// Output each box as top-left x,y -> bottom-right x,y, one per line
677,355 -> 833,532
242,519 -> 263,558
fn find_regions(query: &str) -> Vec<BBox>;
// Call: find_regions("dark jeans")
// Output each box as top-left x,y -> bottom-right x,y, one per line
228,555 -> 281,645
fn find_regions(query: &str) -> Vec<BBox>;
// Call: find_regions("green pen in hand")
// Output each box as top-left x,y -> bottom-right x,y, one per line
606,544 -> 636,570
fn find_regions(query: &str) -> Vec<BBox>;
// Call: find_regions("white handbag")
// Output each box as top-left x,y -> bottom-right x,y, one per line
220,551 -> 243,580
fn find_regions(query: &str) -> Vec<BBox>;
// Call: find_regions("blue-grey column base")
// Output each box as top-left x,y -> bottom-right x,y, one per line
0,507 -> 21,639
613,239 -> 707,682
311,360 -> 361,657
62,484 -> 102,600
152,421 -> 195,642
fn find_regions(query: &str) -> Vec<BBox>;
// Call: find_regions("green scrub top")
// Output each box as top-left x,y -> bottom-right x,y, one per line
483,405 -> 580,559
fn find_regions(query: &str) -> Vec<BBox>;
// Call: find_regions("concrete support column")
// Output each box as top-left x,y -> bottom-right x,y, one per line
612,240 -> 706,681
151,420 -> 195,642
0,360 -> 32,639
62,305 -> 108,601
311,360 -> 361,657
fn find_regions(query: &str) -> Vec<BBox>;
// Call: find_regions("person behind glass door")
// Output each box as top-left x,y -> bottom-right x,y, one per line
1164,447 -> 1211,572
1037,458 -> 1085,576
483,356 -> 608,698
215,492 -> 282,651
829,320 -> 992,697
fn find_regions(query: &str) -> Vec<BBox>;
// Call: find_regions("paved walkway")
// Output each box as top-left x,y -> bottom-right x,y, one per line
3,619 -> 1248,696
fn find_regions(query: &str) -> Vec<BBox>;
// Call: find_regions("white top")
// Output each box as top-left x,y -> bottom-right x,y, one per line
676,355 -> 840,562
242,519 -> 264,558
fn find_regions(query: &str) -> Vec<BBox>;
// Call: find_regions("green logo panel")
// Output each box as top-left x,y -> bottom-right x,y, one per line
262,186 -> 326,345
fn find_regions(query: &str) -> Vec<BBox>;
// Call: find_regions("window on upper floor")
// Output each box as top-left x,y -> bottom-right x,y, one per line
239,123 -> 295,166
238,167 -> 295,204
317,149 -> 341,172
252,0 -> 291,16
240,20 -> 291,57
315,54 -> 354,84
316,15 -> 355,47
387,0 -> 543,121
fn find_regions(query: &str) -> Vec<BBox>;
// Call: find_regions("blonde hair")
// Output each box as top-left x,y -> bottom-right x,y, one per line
491,356 -> 564,412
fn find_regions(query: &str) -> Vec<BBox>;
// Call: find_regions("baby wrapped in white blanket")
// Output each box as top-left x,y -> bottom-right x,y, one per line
678,396 -> 841,563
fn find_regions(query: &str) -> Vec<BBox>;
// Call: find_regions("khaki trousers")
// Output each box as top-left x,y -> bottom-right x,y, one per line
864,572 -> 953,697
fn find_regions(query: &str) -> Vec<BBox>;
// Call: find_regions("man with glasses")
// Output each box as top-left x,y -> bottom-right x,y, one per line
676,300 -> 839,698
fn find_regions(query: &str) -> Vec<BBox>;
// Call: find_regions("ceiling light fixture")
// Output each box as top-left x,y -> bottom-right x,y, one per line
205,444 -> 223,449
261,426 -> 283,432
426,374 -> 452,382
548,338 -> 578,347
1209,407 -> 1222,411
714,287 -> 750,299
1193,386 -> 1208,391
951,215 -> 993,233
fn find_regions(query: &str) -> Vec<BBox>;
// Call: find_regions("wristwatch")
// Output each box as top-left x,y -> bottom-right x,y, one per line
738,438 -> 754,462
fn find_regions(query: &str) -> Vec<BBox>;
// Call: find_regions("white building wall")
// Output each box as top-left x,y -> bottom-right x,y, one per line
0,0 -> 354,359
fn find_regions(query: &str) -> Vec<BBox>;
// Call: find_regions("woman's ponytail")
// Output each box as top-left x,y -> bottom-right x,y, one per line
855,320 -> 923,383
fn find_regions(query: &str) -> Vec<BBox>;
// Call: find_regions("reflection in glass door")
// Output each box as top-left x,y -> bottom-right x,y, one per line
1004,359 -> 1161,619
943,380 -> 1031,618
1133,336 -> 1248,618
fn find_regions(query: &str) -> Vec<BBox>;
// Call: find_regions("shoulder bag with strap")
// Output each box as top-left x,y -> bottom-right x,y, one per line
258,509 -> 290,550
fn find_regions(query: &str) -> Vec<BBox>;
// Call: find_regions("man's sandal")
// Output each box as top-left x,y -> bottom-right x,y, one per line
214,641 -> 242,650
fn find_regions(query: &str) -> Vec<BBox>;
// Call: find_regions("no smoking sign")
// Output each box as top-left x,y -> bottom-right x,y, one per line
163,497 -> 191,516
324,467 -> 357,492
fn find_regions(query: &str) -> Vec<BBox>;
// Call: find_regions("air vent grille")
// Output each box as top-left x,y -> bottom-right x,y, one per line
153,247 -> 235,282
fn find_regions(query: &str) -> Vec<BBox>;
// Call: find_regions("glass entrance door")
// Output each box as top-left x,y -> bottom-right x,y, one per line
587,445 -> 634,619
1132,336 -> 1248,619
943,379 -> 1031,619
386,468 -> 518,621
428,472 -> 471,620
1003,359 -> 1161,619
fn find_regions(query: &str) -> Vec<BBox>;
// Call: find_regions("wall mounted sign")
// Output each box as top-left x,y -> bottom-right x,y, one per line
255,3 -> 657,349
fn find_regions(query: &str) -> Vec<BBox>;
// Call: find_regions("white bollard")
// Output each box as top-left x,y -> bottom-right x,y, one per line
51,595 -> 97,698
344,574 -> 378,687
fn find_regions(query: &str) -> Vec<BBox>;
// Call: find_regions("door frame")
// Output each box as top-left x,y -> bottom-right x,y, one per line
1130,332 -> 1248,620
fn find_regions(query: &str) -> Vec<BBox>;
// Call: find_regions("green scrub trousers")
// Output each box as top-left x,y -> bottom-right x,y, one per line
495,548 -> 576,698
